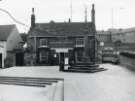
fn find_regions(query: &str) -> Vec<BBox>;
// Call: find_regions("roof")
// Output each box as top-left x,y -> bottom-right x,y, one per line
97,31 -> 111,35
29,22 -> 95,37
113,27 -> 135,34
97,27 -> 135,35
0,24 -> 16,41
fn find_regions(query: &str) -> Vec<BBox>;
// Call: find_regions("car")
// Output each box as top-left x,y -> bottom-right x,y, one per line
102,47 -> 120,64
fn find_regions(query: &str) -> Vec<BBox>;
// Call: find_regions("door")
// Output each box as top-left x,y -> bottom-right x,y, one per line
59,53 -> 65,71
16,52 -> 24,66
0,54 -> 2,68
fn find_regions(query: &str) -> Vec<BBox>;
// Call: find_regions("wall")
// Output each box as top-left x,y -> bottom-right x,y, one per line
0,41 -> 7,68
6,26 -> 23,51
120,52 -> 135,70
96,34 -> 112,43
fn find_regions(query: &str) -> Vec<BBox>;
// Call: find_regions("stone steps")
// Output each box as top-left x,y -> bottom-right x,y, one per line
0,76 -> 64,101
67,68 -> 106,73
0,76 -> 63,87
66,64 -> 107,73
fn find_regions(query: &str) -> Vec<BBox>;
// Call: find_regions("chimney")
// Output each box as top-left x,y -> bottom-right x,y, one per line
85,6 -> 87,23
68,18 -> 71,23
91,4 -> 95,25
31,8 -> 35,29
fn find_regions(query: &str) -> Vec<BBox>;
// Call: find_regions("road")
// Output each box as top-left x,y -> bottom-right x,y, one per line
0,64 -> 135,101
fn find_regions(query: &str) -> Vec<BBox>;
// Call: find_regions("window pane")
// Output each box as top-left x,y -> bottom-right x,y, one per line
76,38 -> 84,45
40,51 -> 48,62
40,39 -> 47,46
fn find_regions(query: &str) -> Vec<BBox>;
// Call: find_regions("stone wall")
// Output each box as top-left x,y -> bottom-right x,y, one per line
120,52 -> 135,70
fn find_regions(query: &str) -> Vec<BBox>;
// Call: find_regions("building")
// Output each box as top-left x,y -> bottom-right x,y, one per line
97,28 -> 135,52
110,28 -> 135,43
96,30 -> 112,45
26,4 -> 97,68
0,24 -> 23,68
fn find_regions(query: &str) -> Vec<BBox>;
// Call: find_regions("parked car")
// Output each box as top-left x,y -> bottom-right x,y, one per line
102,47 -> 120,64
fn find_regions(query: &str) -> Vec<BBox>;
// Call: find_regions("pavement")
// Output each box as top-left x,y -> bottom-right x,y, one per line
0,64 -> 135,101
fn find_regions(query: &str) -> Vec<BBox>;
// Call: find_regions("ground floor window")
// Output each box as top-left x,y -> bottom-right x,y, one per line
39,51 -> 48,62
0,54 -> 2,68
75,49 -> 84,63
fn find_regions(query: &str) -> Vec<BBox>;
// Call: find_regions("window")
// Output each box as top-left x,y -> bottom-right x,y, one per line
40,39 -> 48,47
76,38 -> 84,47
75,50 -> 84,62
40,51 -> 48,62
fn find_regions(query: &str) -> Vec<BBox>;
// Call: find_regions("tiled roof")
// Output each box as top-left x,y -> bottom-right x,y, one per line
29,22 -> 95,37
0,24 -> 16,41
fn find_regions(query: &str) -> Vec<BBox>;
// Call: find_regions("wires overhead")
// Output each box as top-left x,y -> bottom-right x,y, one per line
0,8 -> 29,27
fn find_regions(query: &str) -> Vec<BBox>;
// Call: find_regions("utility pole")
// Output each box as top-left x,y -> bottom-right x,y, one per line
84,5 -> 87,23
111,8 -> 114,28
70,0 -> 72,22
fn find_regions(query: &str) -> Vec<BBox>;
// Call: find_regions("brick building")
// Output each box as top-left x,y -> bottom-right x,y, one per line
26,4 -> 97,67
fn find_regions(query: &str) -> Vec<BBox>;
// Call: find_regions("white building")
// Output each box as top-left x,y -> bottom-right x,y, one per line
0,24 -> 23,68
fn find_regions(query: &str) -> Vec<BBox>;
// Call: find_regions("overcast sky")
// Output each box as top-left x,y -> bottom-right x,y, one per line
0,0 -> 134,32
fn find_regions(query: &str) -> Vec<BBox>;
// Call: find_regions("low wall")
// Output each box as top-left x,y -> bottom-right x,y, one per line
120,52 -> 135,70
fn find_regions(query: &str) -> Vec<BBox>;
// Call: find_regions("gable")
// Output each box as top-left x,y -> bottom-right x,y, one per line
0,25 -> 16,41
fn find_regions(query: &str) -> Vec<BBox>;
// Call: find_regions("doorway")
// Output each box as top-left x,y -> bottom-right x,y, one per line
59,53 -> 65,71
16,52 -> 24,66
0,54 -> 2,68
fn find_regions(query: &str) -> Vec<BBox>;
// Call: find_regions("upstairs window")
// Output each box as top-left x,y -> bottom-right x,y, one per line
40,39 -> 48,46
76,38 -> 84,46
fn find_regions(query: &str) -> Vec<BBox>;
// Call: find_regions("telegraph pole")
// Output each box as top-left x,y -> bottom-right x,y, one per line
70,0 -> 72,22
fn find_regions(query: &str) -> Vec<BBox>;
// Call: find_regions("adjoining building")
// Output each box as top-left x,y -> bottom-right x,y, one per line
0,24 -> 23,68
97,28 -> 135,52
26,4 -> 97,68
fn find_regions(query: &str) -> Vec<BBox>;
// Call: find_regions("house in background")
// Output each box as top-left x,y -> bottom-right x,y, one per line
26,4 -> 97,69
0,24 -> 23,68
97,28 -> 135,52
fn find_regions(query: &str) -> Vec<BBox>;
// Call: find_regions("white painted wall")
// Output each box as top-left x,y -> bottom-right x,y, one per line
0,26 -> 23,68
6,26 -> 23,51
0,41 -> 7,67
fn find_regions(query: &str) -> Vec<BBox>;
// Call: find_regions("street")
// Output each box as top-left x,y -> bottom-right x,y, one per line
0,64 -> 135,101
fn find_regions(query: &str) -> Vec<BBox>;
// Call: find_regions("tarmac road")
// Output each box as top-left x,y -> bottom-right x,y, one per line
0,64 -> 135,101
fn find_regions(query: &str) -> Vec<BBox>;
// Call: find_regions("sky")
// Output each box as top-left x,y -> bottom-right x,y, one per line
0,0 -> 134,33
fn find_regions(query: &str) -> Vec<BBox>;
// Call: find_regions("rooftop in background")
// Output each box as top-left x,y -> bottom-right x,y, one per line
97,27 -> 135,34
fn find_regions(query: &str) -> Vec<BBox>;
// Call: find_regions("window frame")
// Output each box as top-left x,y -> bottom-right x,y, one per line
39,39 -> 48,47
75,38 -> 84,47
39,51 -> 48,62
